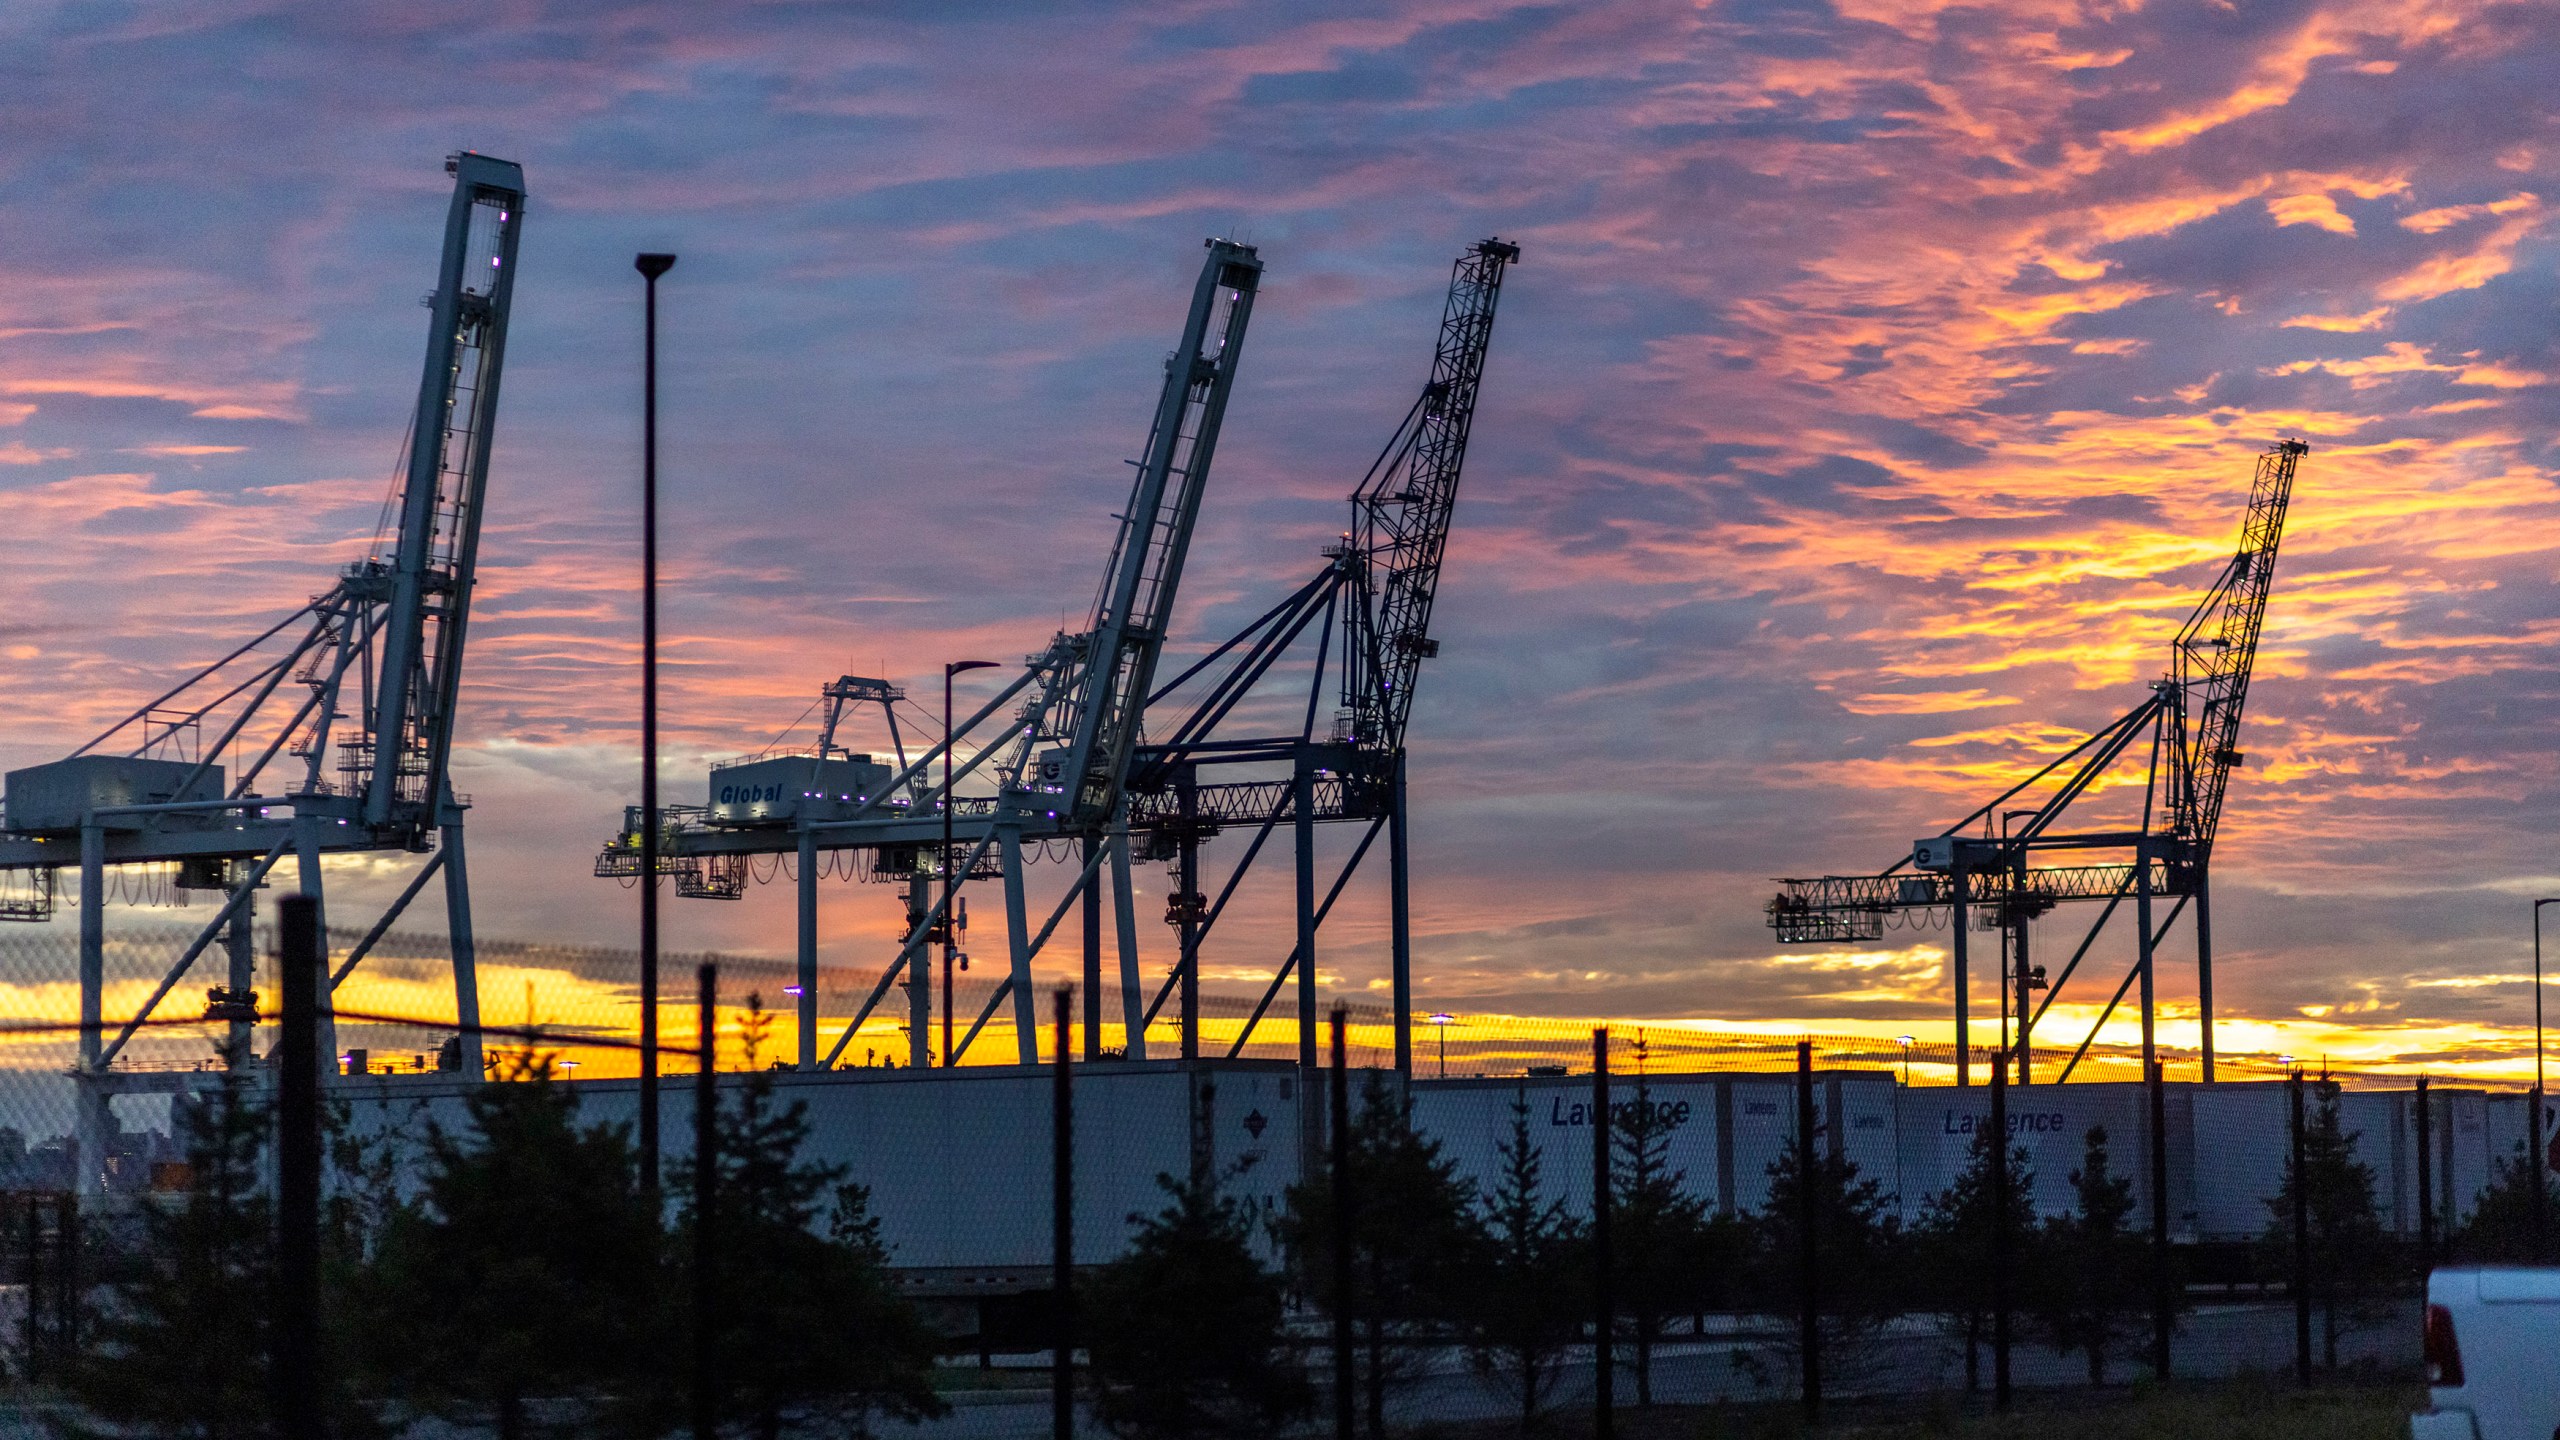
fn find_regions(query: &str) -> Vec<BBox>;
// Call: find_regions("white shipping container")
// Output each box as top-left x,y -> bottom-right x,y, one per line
1408,1071 -> 1897,1224
333,1060 -> 1303,1278
1896,1083 -> 2157,1228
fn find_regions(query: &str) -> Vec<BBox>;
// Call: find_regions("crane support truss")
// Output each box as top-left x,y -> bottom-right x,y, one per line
0,155 -> 526,1191
1766,440 -> 2306,1088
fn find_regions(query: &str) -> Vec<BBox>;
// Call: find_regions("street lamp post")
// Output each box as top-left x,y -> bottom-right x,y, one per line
633,251 -> 675,1195
942,660 -> 997,1066
1896,1035 -> 1915,1088
1428,1012 -> 1454,1079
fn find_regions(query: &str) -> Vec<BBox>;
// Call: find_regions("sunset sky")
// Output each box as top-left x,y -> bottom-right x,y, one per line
1,0 -> 2554,1081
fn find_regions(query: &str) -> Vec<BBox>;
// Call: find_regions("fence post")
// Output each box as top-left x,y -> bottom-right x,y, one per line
2414,1075 -> 2433,1271
2532,1086 -> 2548,1265
1330,1007 -> 1353,1440
275,893 -> 323,1440
1053,986 -> 1074,1440
1990,1049 -> 2010,1408
1593,1028 -> 1613,1440
2291,1069 -> 2310,1385
2148,1056 -> 2172,1379
1797,1039 -> 1819,1420
55,1193 -> 75,1375
19,1197 -> 38,1386
693,963 -> 717,1440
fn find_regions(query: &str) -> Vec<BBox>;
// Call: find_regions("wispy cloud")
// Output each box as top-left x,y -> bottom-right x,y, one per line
0,0 -> 2551,1069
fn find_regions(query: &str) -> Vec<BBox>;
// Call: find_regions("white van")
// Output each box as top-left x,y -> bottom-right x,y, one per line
2410,1267 -> 2560,1439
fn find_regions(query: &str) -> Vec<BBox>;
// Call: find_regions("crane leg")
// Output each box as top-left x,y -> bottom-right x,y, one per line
906,872 -> 932,1069
796,827 -> 818,1069
293,815 -> 335,1068
442,821 -> 483,1079
76,823 -> 104,1197
1391,752 -> 1413,1077
1178,770 -> 1201,1062
1001,828 -> 1038,1066
1111,829 -> 1146,1062
2196,871 -> 2215,1083
1951,869 -> 1970,1088
225,885 -> 255,1065
2013,914 -> 2031,1086
1295,750 -> 1318,1164
1081,832 -> 1101,1059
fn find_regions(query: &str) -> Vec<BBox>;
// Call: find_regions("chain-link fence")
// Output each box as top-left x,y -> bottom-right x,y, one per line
2,909 -> 2551,1434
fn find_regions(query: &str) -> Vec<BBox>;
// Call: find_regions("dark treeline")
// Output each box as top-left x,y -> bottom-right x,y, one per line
57,1006 -> 944,1440
25,1053 -> 2548,1440
1091,1069 -> 2534,1439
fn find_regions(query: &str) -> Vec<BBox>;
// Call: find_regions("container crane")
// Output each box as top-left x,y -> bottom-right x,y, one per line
1766,439 -> 2307,1089
1121,238 -> 1520,1076
594,239 -> 1264,1071
0,153 -> 526,1190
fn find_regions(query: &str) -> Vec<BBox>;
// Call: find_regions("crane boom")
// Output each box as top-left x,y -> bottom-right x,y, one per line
362,153 -> 525,829
1765,438 -> 2308,941
2165,438 -> 2304,857
1047,239 -> 1262,825
1340,238 -> 1518,753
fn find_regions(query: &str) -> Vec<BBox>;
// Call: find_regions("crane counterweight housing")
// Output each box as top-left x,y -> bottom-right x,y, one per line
3,756 -> 228,834
709,754 -> 896,827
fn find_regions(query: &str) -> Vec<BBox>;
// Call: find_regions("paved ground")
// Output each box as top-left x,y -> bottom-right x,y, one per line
909,1299 -> 2419,1439
0,1300 -> 2415,1438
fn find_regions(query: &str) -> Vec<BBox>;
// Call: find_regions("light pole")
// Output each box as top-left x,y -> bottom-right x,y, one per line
1896,1035 -> 1915,1088
634,251 -> 675,1194
942,659 -> 997,1065
1428,1012 -> 1454,1079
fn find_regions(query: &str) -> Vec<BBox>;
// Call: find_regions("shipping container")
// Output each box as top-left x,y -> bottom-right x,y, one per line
1896,1082 -> 2159,1228
332,1059 -> 1303,1285
1407,1070 -> 1896,1223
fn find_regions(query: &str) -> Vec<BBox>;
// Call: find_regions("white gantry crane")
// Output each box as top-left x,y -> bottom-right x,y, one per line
0,153 -> 526,1191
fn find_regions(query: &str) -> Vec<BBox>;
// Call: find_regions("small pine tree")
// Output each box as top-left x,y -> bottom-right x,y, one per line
66,1064 -> 283,1438
1085,1170 -> 1310,1440
363,1063 -> 665,1440
2262,1084 -> 2391,1371
684,1000 -> 945,1439
1914,1121 -> 2035,1392
2449,1143 -> 2560,1265
71,1049 -> 408,1438
1608,1062 -> 1724,1407
2032,1125 -> 2142,1386
1459,1089 -> 1586,1431
1277,1072 -> 1482,1438
1750,1119 -> 1902,1387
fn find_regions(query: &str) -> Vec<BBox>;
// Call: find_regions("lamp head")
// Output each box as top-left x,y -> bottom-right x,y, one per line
634,253 -> 677,280
947,659 -> 999,677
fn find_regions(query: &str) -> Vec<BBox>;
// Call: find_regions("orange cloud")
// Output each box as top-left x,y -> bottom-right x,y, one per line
2267,193 -> 2356,234
2376,210 -> 2543,301
1839,689 -> 2023,716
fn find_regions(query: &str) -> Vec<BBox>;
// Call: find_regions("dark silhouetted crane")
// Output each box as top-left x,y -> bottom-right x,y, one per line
1766,439 -> 2307,1088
